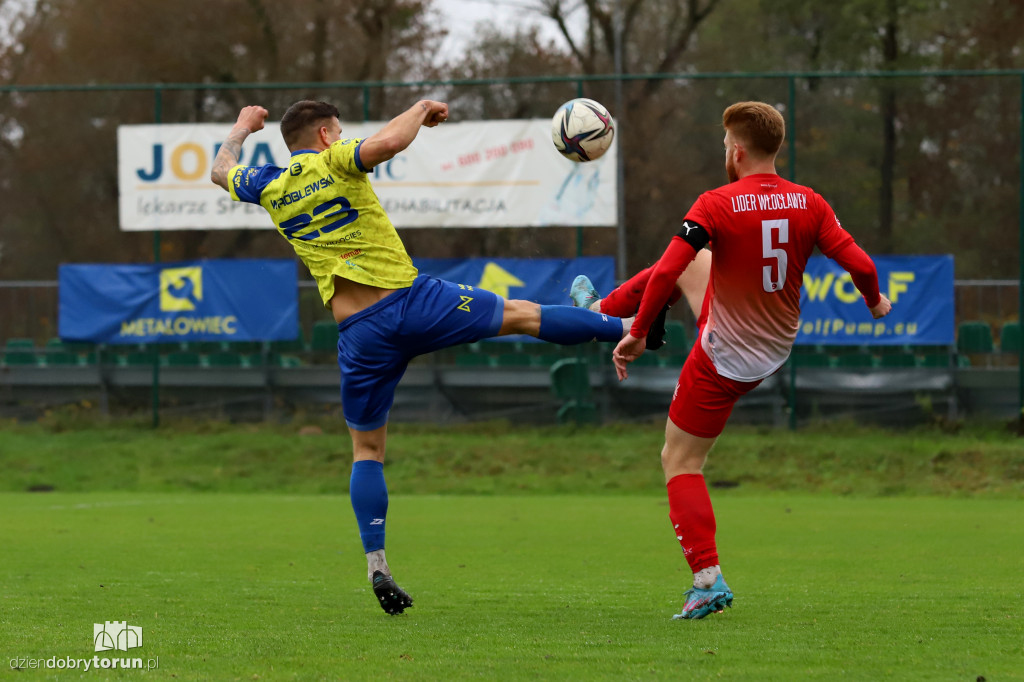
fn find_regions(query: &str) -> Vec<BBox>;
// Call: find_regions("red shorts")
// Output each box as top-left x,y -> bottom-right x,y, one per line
668,338 -> 763,438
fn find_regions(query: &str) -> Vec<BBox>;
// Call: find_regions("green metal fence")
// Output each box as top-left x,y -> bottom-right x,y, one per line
1,70 -> 1022,419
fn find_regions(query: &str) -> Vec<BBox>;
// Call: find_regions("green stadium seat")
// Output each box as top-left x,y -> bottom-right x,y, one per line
494,352 -> 532,367
550,358 -> 597,424
270,328 -> 307,354
455,352 -> 495,367
149,342 -> 185,354
529,353 -> 564,369
5,338 -> 35,349
122,351 -> 159,366
874,343 -> 911,356
877,351 -> 917,368
242,353 -> 265,368
43,350 -> 80,366
556,401 -> 599,424
310,320 -> 340,351
227,341 -> 264,354
918,351 -> 953,368
164,351 -> 203,367
206,351 -> 245,367
823,344 -> 867,357
186,341 -> 227,354
550,358 -> 591,400
81,346 -> 115,365
1000,322 -> 1021,354
3,349 -> 37,366
792,351 -> 831,367
834,352 -> 875,368
269,352 -> 303,368
957,321 -> 994,354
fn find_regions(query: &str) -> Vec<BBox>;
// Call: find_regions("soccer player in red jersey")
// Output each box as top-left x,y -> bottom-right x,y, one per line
613,101 -> 892,619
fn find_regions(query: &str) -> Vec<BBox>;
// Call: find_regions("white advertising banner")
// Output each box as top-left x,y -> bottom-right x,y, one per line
117,119 -> 618,231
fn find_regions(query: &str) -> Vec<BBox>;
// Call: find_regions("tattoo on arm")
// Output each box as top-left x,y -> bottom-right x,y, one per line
211,127 -> 250,190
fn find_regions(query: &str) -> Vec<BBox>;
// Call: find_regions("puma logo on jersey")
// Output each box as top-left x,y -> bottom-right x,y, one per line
682,221 -> 699,235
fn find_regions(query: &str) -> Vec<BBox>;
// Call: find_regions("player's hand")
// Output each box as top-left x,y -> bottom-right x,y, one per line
869,294 -> 892,319
612,333 -> 646,382
419,100 -> 448,127
235,105 -> 269,133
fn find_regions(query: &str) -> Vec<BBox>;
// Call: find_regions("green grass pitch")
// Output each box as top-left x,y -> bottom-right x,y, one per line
2,492 -> 1021,680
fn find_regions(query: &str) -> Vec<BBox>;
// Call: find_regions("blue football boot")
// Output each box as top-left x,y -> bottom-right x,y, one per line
672,574 -> 733,620
569,275 -> 601,310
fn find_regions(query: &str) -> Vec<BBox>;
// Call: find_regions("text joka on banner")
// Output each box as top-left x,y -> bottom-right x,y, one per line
118,120 -> 618,231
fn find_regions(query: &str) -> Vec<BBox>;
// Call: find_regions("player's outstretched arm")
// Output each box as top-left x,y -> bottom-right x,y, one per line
358,100 -> 448,170
211,105 -> 269,191
830,242 -> 892,318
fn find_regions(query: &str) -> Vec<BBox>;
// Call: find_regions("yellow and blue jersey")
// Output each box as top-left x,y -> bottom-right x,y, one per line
228,138 -> 418,307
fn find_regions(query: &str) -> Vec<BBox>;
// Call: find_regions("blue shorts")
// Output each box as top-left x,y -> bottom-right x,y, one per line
337,274 -> 504,431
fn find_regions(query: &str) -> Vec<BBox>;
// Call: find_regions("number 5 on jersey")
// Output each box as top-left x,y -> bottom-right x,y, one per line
762,219 -> 788,293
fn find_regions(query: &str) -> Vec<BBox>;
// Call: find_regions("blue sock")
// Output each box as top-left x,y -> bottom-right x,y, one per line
350,460 -> 388,553
538,305 -> 624,344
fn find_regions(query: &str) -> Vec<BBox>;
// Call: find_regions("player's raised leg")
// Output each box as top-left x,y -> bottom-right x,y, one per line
579,249 -> 710,318
676,248 -> 712,320
497,298 -> 628,343
569,249 -> 711,349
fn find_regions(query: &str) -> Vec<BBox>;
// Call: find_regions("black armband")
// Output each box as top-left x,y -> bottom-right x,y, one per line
676,220 -> 710,251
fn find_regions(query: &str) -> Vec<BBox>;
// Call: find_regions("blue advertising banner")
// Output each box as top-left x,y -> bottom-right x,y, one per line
797,255 -> 954,346
59,259 -> 298,344
414,256 -> 615,342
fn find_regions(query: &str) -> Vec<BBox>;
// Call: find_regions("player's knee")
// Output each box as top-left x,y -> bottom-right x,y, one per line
661,443 -> 703,477
350,429 -> 387,462
499,299 -> 541,335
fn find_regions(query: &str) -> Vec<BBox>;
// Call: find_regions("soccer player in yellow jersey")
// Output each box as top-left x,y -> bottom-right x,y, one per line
211,100 -> 635,615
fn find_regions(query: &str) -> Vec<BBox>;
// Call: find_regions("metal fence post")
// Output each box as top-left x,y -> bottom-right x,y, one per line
787,75 -> 798,429
151,86 -> 163,428
1019,74 -> 1024,421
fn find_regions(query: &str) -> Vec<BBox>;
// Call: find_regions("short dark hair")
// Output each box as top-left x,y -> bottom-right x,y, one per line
280,100 -> 340,147
722,101 -> 785,158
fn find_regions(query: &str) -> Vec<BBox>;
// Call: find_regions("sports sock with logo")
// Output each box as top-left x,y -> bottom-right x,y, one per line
666,473 -> 720,574
350,460 -> 388,553
538,305 -> 624,344
599,266 -> 683,317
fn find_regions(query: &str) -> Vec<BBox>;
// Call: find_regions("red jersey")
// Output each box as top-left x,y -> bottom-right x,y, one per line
633,173 -> 878,382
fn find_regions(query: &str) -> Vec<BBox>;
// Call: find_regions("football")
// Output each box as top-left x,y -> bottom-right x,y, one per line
550,98 -> 615,162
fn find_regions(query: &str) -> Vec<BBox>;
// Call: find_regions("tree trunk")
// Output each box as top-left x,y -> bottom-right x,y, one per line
878,0 -> 898,252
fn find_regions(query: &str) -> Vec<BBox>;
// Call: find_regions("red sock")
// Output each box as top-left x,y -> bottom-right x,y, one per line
666,473 -> 719,573
599,266 -> 682,317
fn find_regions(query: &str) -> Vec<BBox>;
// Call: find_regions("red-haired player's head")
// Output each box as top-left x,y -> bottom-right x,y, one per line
722,101 -> 785,182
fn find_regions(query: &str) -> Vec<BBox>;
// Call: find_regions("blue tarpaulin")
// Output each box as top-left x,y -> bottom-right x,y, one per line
59,259 -> 299,344
797,255 -> 954,346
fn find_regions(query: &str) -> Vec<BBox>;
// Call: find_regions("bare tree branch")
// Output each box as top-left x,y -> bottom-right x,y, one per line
540,0 -> 588,69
